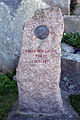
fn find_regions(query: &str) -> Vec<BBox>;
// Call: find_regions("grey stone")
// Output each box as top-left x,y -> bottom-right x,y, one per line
64,15 -> 80,33
44,0 -> 71,15
53,0 -> 71,15
78,82 -> 80,85
68,85 -> 75,89
0,0 -> 22,9
61,43 -> 75,53
61,52 -> 80,93
0,0 -> 71,15
73,0 -> 80,15
0,0 -> 49,73
0,0 -> 22,18
13,75 -> 17,81
63,77 -> 69,81
73,5 -> 80,15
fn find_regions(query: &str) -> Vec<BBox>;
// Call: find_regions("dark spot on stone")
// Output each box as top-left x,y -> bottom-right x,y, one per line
38,114 -> 43,116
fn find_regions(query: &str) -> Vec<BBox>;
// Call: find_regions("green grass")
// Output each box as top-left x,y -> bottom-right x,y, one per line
62,32 -> 80,49
0,71 -> 18,120
69,94 -> 80,117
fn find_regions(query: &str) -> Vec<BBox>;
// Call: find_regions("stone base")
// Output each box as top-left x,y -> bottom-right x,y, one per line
7,91 -> 79,120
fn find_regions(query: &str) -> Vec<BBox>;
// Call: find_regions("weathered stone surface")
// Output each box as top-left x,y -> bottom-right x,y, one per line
13,46 -> 80,94
13,75 -> 17,81
61,43 -> 75,53
7,92 -> 79,120
64,15 -> 80,33
52,0 -> 71,14
0,0 -> 49,73
44,0 -> 71,15
0,0 -> 22,10
73,5 -> 80,15
61,52 -> 80,93
72,0 -> 80,15
16,7 -> 64,114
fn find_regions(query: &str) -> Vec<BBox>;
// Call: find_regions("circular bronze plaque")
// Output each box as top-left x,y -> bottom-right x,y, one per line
35,25 -> 49,39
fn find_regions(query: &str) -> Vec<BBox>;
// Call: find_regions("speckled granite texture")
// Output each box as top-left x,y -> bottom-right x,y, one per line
7,92 -> 79,120
16,7 -> 64,114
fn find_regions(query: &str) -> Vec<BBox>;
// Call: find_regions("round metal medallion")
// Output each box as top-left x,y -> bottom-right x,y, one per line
35,25 -> 49,39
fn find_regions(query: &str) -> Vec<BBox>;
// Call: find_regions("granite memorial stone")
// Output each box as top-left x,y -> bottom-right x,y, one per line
16,7 -> 64,114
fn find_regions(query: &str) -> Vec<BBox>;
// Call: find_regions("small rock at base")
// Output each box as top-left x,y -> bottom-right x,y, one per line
61,43 -> 75,53
13,75 -> 17,81
68,85 -> 75,89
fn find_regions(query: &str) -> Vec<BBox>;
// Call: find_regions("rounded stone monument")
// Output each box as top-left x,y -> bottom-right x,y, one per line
16,7 -> 64,114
